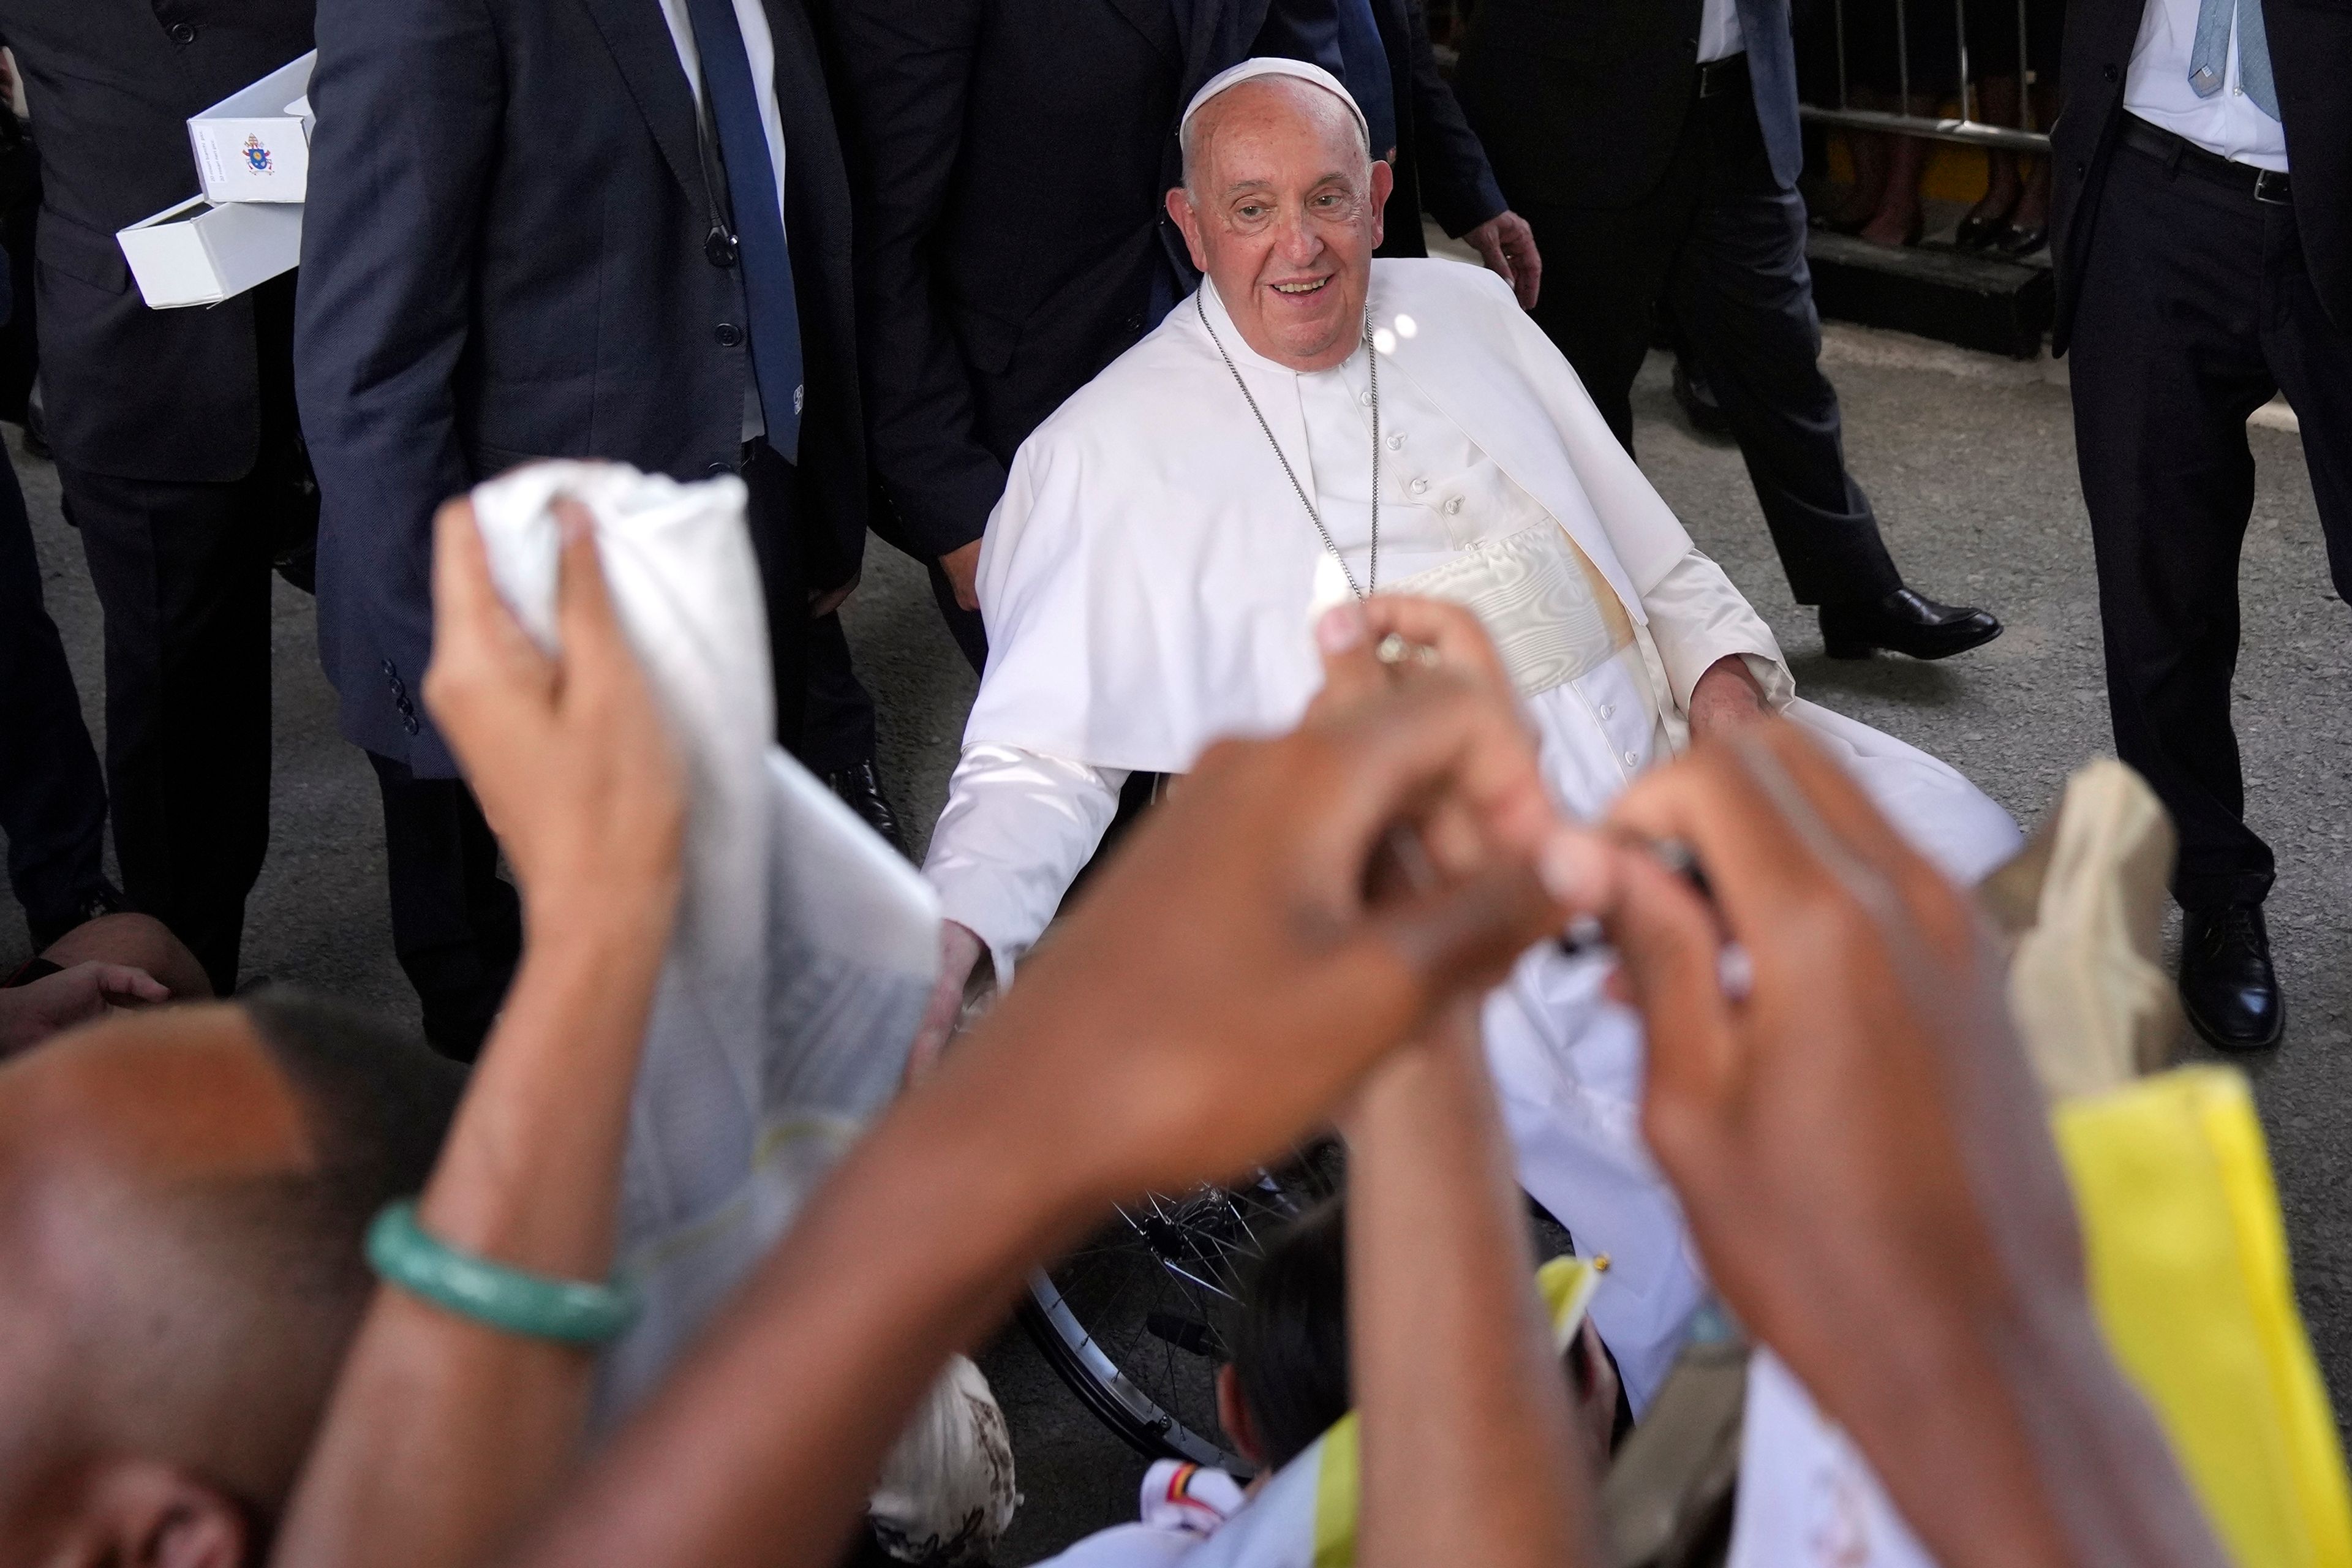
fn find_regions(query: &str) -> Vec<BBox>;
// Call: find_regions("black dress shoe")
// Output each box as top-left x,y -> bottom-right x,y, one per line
826,760 -> 907,854
2179,903 -> 2285,1052
1953,211 -> 2008,251
26,882 -> 129,953
1671,357 -> 1732,437
1994,221 -> 2048,257
1818,588 -> 2003,661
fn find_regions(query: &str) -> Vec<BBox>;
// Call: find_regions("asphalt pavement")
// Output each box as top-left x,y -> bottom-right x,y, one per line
4,323 -> 2345,1564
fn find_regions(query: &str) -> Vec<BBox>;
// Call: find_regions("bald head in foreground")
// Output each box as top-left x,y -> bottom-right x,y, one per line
0,996 -> 459,1565
918,56 -> 2024,1406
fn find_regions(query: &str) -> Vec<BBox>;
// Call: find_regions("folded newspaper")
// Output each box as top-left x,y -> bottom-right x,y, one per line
467,462 -> 1014,1562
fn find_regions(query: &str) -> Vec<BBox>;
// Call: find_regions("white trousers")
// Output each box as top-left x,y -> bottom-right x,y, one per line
1482,699 -> 2024,1411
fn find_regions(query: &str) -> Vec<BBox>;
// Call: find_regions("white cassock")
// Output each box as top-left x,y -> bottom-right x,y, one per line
925,258 -> 2021,1409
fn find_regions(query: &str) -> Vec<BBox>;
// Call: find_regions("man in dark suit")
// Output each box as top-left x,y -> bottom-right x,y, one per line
298,0 -> 865,1055
0,1 -> 313,995
0,262 -> 115,950
827,0 -> 1539,669
1453,0 -> 2002,664
2052,0 -> 2351,1050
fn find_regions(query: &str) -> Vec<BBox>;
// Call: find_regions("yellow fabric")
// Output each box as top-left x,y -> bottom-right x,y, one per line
2056,1066 -> 2352,1568
1311,1414 -> 1360,1568
1537,1253 -> 1606,1354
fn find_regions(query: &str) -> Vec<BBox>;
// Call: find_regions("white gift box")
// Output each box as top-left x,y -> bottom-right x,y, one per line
187,51 -> 315,204
116,196 -> 301,309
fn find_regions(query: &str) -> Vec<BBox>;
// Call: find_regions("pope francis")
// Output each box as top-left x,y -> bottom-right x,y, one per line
921,58 -> 2021,1407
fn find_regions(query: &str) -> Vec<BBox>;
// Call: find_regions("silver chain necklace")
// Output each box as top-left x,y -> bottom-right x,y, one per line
1196,291 -> 1378,600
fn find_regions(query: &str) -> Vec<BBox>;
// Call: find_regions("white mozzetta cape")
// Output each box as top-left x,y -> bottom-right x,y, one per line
967,259 -> 1719,773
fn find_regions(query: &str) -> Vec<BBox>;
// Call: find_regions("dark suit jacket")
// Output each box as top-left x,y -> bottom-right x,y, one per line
0,0 -> 312,483
826,0 -> 1507,565
296,0 -> 864,775
2051,0 -> 2352,352
1453,0 -> 1804,210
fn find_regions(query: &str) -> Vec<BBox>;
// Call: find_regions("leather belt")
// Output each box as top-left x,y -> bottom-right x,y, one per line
2120,114 -> 2293,205
1696,51 -> 1748,100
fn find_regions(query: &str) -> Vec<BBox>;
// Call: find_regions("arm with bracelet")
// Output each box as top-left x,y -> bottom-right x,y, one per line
270,496 -> 686,1568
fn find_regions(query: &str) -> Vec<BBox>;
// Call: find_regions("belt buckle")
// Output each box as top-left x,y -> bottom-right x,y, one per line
2253,168 -> 2291,205
1697,59 -> 1728,97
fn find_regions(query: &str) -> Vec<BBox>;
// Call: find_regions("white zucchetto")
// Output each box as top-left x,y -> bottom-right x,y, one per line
1180,56 -> 1370,154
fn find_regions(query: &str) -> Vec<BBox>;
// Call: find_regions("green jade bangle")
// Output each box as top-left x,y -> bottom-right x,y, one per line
366,1200 -> 639,1346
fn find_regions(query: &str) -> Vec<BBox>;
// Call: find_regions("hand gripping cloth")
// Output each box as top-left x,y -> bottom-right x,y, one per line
467,462 -> 1014,1558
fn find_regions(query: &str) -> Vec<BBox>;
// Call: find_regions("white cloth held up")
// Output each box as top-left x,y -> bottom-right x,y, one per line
466,462 -> 1012,1557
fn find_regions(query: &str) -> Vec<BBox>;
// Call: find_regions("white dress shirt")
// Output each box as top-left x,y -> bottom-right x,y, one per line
657,0 -> 793,437
2122,0 -> 2287,170
1697,0 -> 1746,65
925,330 -> 1783,974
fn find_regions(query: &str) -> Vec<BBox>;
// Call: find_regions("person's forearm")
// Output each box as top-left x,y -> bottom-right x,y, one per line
1347,1013 -> 1599,1568
271,916 -> 671,1568
1833,1292 -> 2226,1568
499,1012 -> 1106,1568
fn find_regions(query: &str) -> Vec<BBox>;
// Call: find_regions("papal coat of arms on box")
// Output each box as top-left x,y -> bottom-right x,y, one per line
243,134 -> 273,175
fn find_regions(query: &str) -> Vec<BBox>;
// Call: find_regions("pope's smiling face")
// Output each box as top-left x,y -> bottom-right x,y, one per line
1169,77 -> 1393,373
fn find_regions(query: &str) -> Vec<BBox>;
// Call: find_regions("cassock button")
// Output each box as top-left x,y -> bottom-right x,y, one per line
1444,496 -> 1462,515
1359,390 -> 1371,406
1623,750 -> 1639,767
1386,433 -> 1403,451
1599,703 -> 1614,719
1408,477 -> 1428,496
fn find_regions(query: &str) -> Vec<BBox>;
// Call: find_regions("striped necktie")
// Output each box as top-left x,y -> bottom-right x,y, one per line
2188,0 -> 2279,121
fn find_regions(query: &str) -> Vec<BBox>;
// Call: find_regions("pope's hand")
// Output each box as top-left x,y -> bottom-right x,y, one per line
1464,211 -> 1542,312
908,920 -> 988,1086
423,496 -> 687,952
1686,656 -> 1768,742
940,540 -> 984,613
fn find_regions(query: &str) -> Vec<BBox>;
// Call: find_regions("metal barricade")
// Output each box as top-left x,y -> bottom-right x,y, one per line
1800,0 -> 2053,153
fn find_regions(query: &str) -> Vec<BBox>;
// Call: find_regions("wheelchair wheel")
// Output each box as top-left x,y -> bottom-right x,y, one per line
1018,1144 -> 1343,1474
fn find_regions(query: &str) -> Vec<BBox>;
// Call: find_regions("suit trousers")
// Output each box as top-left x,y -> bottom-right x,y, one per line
369,435 -> 812,1058
743,437 -> 812,756
369,752 -> 521,1060
0,440 -> 110,945
58,458 -> 274,994
2068,132 -> 2352,911
1514,72 -> 1902,607
801,611 -> 876,777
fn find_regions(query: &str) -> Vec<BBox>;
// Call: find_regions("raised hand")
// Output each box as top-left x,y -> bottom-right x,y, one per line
1593,721 -> 2225,1568
421,494 -> 685,950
